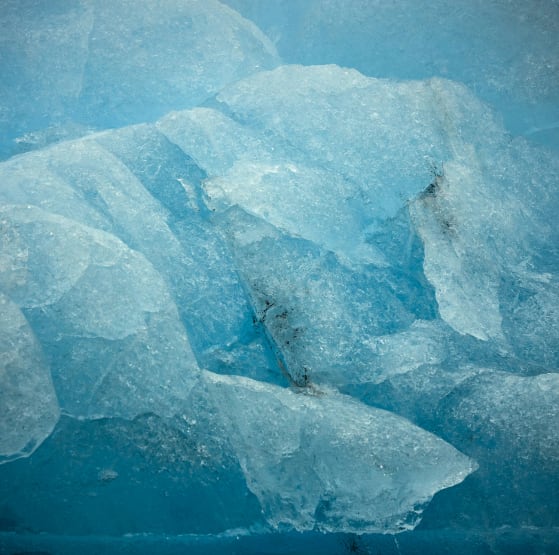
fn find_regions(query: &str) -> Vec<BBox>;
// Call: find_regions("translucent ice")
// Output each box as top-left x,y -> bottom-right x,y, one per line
0,3 -> 558,548
216,65 -> 452,223
0,294 -> 59,463
0,128 -> 277,383
440,371 -> 559,466
0,0 -> 279,159
410,130 -> 559,350
194,371 -> 477,534
0,203 -> 199,419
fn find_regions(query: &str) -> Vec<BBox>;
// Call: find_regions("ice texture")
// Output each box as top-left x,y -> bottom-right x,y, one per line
0,0 -> 279,159
0,204 -> 199,419
0,1 -> 558,551
197,371 -> 476,533
0,294 -> 59,463
224,0 -> 559,149
0,413 -> 263,535
410,123 -> 559,348
215,65 -> 452,223
0,107 -> 477,531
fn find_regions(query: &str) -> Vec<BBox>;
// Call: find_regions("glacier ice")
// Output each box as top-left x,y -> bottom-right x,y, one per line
0,204 -> 199,419
197,371 -> 476,534
0,1 -> 558,553
0,294 -> 59,462
0,0 -> 279,160
224,0 -> 559,148
0,82 -> 481,531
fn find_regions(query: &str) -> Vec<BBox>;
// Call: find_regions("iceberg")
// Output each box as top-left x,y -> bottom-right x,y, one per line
0,1 -> 558,554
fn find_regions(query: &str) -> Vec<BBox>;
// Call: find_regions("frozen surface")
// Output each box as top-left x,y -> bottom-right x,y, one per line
0,0 -> 279,159
197,371 -> 475,533
224,0 -> 559,148
0,1 -> 558,553
0,294 -> 59,463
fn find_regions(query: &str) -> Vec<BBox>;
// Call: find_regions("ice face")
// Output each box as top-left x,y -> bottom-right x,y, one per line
0,99 -> 478,531
160,64 -> 559,382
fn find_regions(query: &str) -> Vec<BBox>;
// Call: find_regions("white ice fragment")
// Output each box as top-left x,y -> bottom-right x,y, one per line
409,157 -> 504,341
363,320 -> 452,383
205,160 -> 387,267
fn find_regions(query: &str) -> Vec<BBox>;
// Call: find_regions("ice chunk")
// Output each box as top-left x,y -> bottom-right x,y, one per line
159,108 -> 386,266
198,371 -> 477,533
224,0 -> 559,148
0,130 -> 278,381
206,160 -> 385,266
361,320 -> 452,384
0,204 -> 199,419
157,107 -> 274,176
215,66 -> 479,218
439,371 -> 559,467
0,294 -> 59,463
410,157 -> 504,342
0,0 -> 280,159
410,134 -> 559,349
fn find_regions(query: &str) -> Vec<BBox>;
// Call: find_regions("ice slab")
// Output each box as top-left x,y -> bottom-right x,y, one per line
214,207 -> 416,388
216,65 -> 453,223
0,128 -> 279,383
197,371 -> 477,534
0,294 -> 59,463
0,204 -> 199,419
439,371 -> 559,467
410,135 -> 559,349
